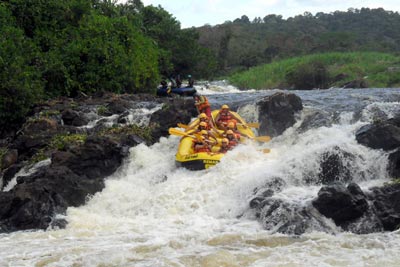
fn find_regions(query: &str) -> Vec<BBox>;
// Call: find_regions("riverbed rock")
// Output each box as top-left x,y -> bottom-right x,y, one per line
12,118 -> 61,159
257,92 -> 303,137
368,183 -> 400,231
312,183 -> 369,226
150,98 -> 197,140
1,149 -> 18,170
0,135 -> 124,232
355,117 -> 400,151
342,79 -> 369,89
388,149 -> 400,178
61,109 -> 88,126
317,147 -> 353,185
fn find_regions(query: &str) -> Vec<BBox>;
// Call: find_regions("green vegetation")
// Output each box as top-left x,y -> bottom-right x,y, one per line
50,133 -> 88,151
100,124 -> 153,143
228,52 -> 400,89
197,8 -> 400,76
0,0 -> 216,134
30,149 -> 49,165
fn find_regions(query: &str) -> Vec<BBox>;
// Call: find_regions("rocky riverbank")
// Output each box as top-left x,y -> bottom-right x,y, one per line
0,93 -> 197,232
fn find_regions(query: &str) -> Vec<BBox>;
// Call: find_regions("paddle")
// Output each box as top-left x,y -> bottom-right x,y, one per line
177,123 -> 190,129
261,148 -> 271,153
169,127 -> 194,137
252,135 -> 271,142
238,122 -> 260,129
174,126 -> 270,142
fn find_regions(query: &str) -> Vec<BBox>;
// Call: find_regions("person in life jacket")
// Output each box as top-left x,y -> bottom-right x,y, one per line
226,121 -> 241,139
199,129 -> 218,146
215,104 -> 242,129
225,129 -> 239,147
193,94 -> 211,118
187,113 -> 212,131
188,74 -> 194,87
218,138 -> 230,154
175,74 -> 182,88
193,136 -> 211,153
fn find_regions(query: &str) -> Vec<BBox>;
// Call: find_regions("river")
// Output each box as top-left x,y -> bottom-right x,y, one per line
1,84 -> 400,266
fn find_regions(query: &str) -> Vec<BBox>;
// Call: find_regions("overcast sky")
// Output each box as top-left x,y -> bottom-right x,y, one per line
137,0 -> 400,28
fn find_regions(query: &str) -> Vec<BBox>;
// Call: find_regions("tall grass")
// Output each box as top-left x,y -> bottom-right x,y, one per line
228,52 -> 400,89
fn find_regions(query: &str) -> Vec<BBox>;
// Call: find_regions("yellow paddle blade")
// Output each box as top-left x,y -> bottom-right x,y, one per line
262,148 -> 271,153
246,122 -> 260,128
168,128 -> 188,137
177,123 -> 189,129
253,135 -> 271,142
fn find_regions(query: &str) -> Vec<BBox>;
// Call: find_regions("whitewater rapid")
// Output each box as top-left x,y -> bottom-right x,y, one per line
1,86 -> 400,266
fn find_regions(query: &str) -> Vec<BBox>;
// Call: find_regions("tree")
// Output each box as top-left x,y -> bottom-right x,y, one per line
0,4 -> 43,132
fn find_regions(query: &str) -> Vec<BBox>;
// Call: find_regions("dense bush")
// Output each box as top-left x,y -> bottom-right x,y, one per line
285,61 -> 330,89
0,0 -> 216,134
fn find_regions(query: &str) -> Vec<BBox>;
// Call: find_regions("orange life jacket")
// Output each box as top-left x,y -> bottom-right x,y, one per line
218,112 -> 232,123
195,96 -> 210,111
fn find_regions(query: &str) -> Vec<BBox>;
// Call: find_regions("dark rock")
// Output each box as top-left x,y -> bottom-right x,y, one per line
150,98 -> 197,140
298,109 -> 332,133
250,177 -> 286,216
356,118 -> 400,151
1,163 -> 24,190
0,135 -> 124,232
342,79 -> 369,89
318,147 -> 353,185
312,183 -> 369,226
51,136 -> 123,179
106,99 -> 133,115
257,92 -> 303,137
61,109 -> 88,127
257,198 -> 331,235
388,149 -> 400,178
1,149 -> 18,170
368,183 -> 400,231
12,118 -> 61,159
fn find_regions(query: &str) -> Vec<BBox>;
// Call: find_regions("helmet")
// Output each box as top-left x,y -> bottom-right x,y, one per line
222,138 -> 229,144
221,104 -> 229,110
227,121 -> 235,128
188,75 -> 192,78
226,130 -> 234,135
199,121 -> 207,127
199,113 -> 207,119
200,130 -> 208,135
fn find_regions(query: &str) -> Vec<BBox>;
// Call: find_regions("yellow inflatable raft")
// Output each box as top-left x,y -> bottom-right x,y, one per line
175,110 -> 255,170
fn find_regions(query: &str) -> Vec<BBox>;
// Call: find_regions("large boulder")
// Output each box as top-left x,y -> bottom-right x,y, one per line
388,149 -> 400,178
317,147 -> 353,185
0,135 -> 124,232
355,117 -> 400,151
61,109 -> 88,126
312,183 -> 369,227
150,98 -> 197,140
257,92 -> 303,137
12,118 -> 60,159
368,183 -> 400,231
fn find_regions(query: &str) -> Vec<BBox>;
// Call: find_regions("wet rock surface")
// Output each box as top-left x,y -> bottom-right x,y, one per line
355,117 -> 400,151
257,92 -> 303,137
